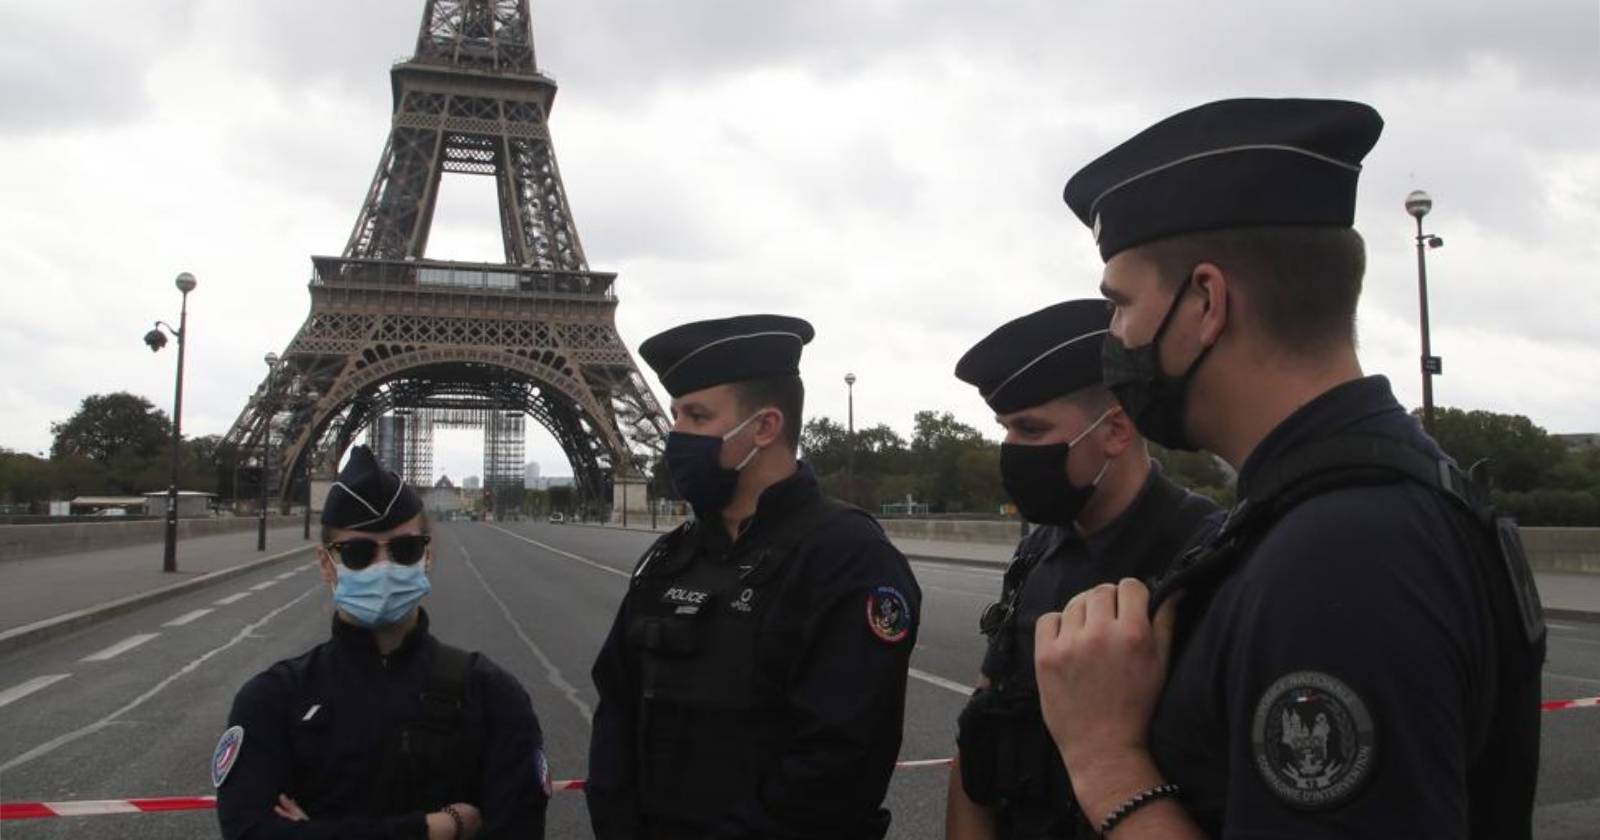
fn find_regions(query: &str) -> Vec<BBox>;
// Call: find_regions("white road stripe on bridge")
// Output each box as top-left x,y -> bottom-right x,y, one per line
163,609 -> 214,627
215,592 -> 252,605
275,571 -> 300,581
908,667 -> 975,696
459,545 -> 595,723
250,580 -> 279,591
489,525 -> 628,578
80,634 -> 160,663
0,674 -> 71,709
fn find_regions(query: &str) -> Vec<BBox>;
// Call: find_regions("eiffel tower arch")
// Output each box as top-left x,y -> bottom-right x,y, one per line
221,0 -> 667,519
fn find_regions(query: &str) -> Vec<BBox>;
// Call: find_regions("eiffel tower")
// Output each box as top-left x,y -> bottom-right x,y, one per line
221,0 -> 667,518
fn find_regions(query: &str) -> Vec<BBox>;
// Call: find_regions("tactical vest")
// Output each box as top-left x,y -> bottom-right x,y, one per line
626,497 -> 859,825
379,643 -> 484,813
1147,434 -> 1546,838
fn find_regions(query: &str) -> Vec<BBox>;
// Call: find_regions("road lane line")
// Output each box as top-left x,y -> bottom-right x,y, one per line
250,581 -> 278,591
908,667 -> 975,696
163,609 -> 214,627
1548,622 -> 1582,631
275,571 -> 300,581
0,584 -> 321,774
80,634 -> 159,663
489,525 -> 628,578
1545,670 -> 1600,687
459,546 -> 594,724
214,593 -> 252,605
0,675 -> 71,709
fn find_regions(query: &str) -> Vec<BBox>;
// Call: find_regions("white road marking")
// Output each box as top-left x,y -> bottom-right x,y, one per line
1545,670 -> 1600,687
0,675 -> 71,709
214,592 -> 252,605
163,609 -> 214,627
80,634 -> 159,662
250,580 -> 278,591
0,584 -> 321,774
908,667 -> 975,696
460,545 -> 595,723
274,571 -> 300,581
489,525 -> 628,578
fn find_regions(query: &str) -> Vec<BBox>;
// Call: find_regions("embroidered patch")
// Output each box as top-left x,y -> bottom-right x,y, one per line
661,586 -> 711,616
211,725 -> 245,788
866,586 -> 912,643
1251,671 -> 1376,809
536,747 -> 553,797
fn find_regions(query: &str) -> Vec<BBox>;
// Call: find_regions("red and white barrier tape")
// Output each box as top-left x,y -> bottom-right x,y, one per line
9,690 -> 1599,826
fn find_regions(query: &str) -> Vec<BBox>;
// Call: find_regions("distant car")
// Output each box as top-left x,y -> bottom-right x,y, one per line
548,512 -> 565,524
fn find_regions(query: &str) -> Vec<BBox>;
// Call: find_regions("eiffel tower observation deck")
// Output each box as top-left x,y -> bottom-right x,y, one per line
221,0 -> 666,521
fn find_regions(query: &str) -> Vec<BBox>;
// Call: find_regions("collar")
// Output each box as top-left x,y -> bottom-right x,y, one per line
330,606 -> 433,661
1081,461 -> 1183,561
699,461 -> 823,551
1236,375 -> 1405,498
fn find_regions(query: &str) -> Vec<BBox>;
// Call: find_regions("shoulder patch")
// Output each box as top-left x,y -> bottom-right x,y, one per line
866,586 -> 913,643
211,725 -> 245,788
1251,671 -> 1376,809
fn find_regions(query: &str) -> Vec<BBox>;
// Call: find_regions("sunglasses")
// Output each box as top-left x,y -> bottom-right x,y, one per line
325,534 -> 431,570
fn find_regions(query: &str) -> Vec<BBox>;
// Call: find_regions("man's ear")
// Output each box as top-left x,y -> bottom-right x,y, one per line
1192,262 -> 1230,346
751,408 -> 785,449
1100,405 -> 1137,458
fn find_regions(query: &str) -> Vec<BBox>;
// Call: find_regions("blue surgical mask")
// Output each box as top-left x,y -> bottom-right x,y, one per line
333,562 -> 431,627
665,411 -> 765,516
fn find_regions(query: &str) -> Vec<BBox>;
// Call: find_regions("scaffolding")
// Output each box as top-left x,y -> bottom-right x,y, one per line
369,407 -> 527,518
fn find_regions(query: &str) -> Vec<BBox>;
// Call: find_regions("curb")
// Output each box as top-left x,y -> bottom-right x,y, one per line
0,543 -> 316,657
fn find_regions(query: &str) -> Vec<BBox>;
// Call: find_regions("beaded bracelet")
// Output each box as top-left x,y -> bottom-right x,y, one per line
443,805 -> 467,840
1097,782 -> 1181,835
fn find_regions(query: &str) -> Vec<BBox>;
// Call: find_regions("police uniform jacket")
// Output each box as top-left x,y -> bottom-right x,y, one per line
1151,376 -> 1544,837
586,464 -> 922,840
216,609 -> 549,839
963,466 -> 1219,839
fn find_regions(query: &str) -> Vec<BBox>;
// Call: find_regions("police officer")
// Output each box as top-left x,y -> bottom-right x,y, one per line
214,446 -> 549,839
1033,98 -> 1546,837
586,314 -> 922,840
945,300 -> 1219,840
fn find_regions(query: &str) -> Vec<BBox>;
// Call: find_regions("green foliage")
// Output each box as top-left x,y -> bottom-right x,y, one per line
1420,407 -> 1569,492
1492,489 -> 1600,527
50,392 -> 172,463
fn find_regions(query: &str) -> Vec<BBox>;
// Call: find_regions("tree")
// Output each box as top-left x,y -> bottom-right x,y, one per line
1422,407 -> 1568,492
50,393 -> 172,463
800,417 -> 849,475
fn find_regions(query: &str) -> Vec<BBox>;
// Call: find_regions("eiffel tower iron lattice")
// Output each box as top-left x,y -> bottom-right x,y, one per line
220,0 -> 668,519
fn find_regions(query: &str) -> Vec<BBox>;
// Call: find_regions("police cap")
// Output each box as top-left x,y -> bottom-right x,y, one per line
955,299 -> 1110,414
320,445 -> 423,533
1063,98 -> 1384,261
640,314 -> 815,398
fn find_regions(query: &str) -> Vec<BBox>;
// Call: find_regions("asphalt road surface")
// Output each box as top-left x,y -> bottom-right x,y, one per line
1,521 -> 1596,838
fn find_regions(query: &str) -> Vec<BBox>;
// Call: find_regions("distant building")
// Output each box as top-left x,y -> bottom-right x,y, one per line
1557,433 -> 1599,452
524,461 -> 541,489
435,474 -> 456,489
534,476 -> 574,490
463,475 -> 482,490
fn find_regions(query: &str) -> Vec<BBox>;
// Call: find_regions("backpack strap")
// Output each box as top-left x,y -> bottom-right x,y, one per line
1149,434 -> 1545,647
419,643 -> 473,731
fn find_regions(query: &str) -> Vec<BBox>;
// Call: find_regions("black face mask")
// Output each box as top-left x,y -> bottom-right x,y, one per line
999,410 -> 1112,526
664,412 -> 763,517
1102,274 -> 1215,452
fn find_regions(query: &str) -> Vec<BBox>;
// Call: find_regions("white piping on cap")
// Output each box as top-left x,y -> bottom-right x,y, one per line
983,329 -> 1108,403
1087,143 -> 1362,218
660,331 -> 805,381
327,479 -> 407,530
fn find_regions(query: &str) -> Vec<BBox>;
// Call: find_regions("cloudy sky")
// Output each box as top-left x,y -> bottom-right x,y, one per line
2,0 -> 1596,483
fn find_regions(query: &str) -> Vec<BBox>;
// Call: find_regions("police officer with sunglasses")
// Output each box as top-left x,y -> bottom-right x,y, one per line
215,446 -> 550,840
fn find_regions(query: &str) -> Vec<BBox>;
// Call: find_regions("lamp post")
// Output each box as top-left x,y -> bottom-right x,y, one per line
844,373 -> 856,504
258,352 -> 280,551
144,272 -> 197,574
301,390 -> 318,541
1405,190 -> 1444,435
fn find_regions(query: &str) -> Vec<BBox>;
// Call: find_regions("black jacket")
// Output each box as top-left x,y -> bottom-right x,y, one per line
216,609 -> 548,839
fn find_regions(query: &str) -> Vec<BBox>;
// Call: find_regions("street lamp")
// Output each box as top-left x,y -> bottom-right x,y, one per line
258,352 -> 280,551
145,271 -> 196,574
1405,190 -> 1445,435
844,373 -> 856,503
301,390 -> 319,540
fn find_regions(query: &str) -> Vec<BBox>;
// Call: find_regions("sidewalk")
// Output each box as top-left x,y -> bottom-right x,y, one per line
0,527 -> 314,646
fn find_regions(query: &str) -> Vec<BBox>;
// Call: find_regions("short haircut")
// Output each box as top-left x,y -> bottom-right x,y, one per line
321,511 -> 431,546
730,375 -> 805,450
1062,384 -> 1117,419
1137,226 -> 1365,354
